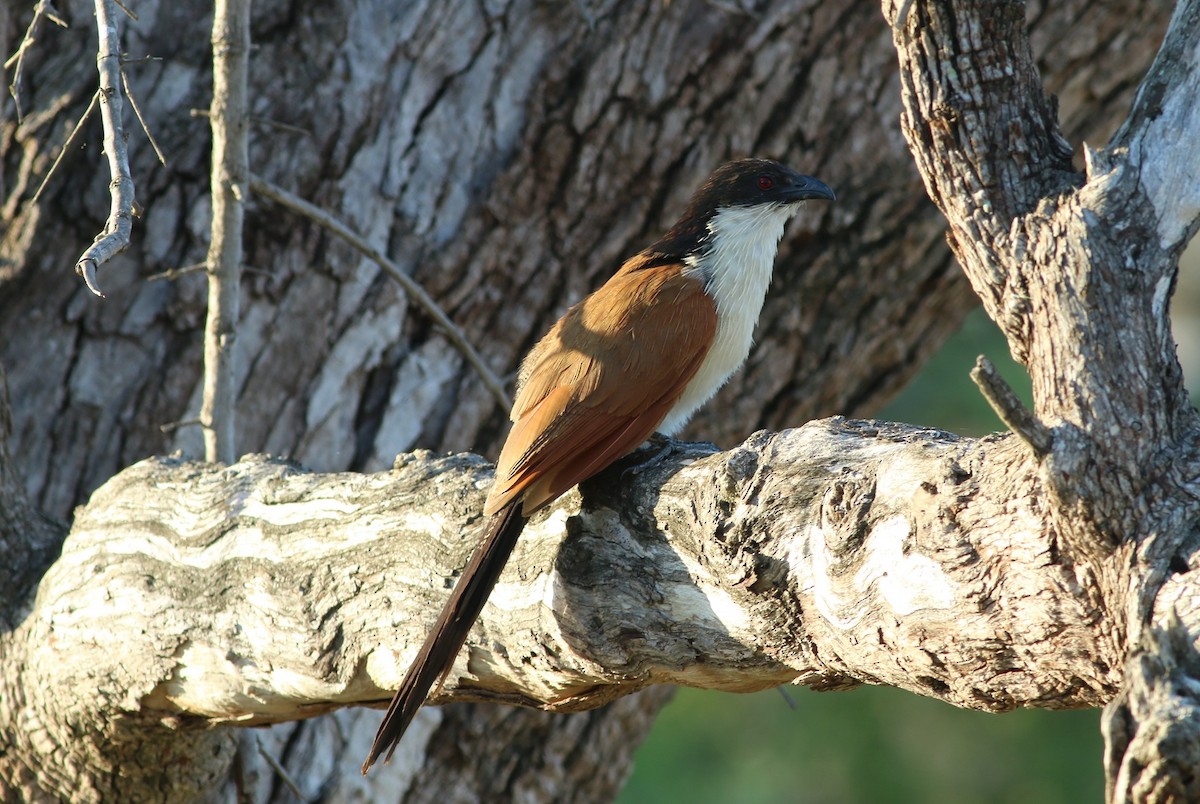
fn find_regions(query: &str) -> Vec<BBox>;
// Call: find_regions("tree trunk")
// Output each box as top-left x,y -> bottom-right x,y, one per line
886,0 -> 1200,800
0,0 -> 1187,800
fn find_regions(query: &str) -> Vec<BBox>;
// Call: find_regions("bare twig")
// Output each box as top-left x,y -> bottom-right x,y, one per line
254,739 -> 308,801
119,55 -> 161,66
969,355 -> 1052,457
147,262 -> 272,284
158,417 -> 203,434
244,116 -> 311,137
120,67 -> 166,166
190,107 -> 312,137
146,262 -> 207,282
111,0 -> 137,20
247,173 -> 513,412
6,0 -> 68,122
29,90 -> 98,207
201,0 -> 251,465
74,0 -> 137,298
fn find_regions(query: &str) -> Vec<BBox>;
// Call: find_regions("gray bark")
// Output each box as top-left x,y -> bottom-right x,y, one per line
50,426 -> 1116,724
200,0 -> 250,463
12,418 -> 1125,800
886,0 -> 1200,800
0,0 -> 1191,800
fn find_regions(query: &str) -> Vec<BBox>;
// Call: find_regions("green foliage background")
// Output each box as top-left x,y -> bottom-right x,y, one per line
620,309 -> 1104,803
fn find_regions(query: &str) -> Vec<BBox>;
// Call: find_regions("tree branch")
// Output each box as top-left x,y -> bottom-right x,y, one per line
886,2 -> 1200,799
886,0 -> 1196,538
247,174 -> 512,412
20,421 -> 1121,750
969,355 -> 1050,458
4,0 -> 68,123
29,90 -> 98,207
120,63 -> 167,167
74,0 -> 135,298
201,0 -> 250,465
1108,0 -> 1200,254
4,0 -> 1196,798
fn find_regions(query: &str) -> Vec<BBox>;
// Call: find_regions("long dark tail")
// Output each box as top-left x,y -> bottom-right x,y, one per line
362,502 -> 528,773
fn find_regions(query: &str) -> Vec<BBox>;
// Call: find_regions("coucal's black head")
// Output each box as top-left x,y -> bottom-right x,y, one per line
647,158 -> 835,262
689,158 -> 836,210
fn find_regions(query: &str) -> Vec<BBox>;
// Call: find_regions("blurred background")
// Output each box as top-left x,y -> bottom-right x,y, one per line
619,245 -> 1200,803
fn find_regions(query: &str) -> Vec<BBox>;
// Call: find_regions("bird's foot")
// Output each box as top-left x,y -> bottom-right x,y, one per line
620,433 -> 680,480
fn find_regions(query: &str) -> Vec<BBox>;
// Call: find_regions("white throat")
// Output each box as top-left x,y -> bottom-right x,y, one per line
659,202 -> 800,435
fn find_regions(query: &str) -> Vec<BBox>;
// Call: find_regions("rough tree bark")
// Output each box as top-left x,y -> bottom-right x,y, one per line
0,0 -> 1193,801
885,1 -> 1200,800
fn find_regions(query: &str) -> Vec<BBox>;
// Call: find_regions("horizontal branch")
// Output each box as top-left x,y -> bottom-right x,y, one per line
19,420 -> 1129,748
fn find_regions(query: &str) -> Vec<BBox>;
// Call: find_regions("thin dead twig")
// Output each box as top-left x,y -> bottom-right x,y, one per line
190,107 -> 312,137
29,90 -> 98,207
254,739 -> 308,801
159,417 -> 202,434
120,67 -> 166,166
6,0 -> 69,122
247,173 -> 512,412
147,262 -> 273,284
74,0 -> 136,298
111,0 -> 137,20
146,262 -> 207,282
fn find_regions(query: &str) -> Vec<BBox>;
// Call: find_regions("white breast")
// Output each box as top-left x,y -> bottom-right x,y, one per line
658,202 -> 801,435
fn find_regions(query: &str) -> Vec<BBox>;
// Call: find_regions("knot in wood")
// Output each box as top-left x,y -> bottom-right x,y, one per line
930,100 -> 961,137
820,473 -> 876,558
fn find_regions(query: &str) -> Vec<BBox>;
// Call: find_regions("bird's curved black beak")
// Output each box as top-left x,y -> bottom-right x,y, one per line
782,173 -> 836,203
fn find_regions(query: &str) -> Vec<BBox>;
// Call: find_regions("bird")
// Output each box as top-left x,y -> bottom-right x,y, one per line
362,158 -> 834,773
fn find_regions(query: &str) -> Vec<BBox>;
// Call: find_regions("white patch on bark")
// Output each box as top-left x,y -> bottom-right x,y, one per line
1141,83 -> 1200,250
790,524 -> 863,630
857,515 -> 956,616
789,514 -> 956,631
1153,274 -> 1173,342
664,579 -> 751,635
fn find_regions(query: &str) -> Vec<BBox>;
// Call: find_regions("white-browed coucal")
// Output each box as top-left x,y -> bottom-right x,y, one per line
363,158 -> 834,772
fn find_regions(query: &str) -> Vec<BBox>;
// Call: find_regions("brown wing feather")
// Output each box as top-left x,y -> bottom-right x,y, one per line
485,263 -> 716,516
365,260 -> 716,771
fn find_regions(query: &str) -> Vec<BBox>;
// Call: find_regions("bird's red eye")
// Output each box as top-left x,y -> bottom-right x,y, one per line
757,175 -> 774,190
